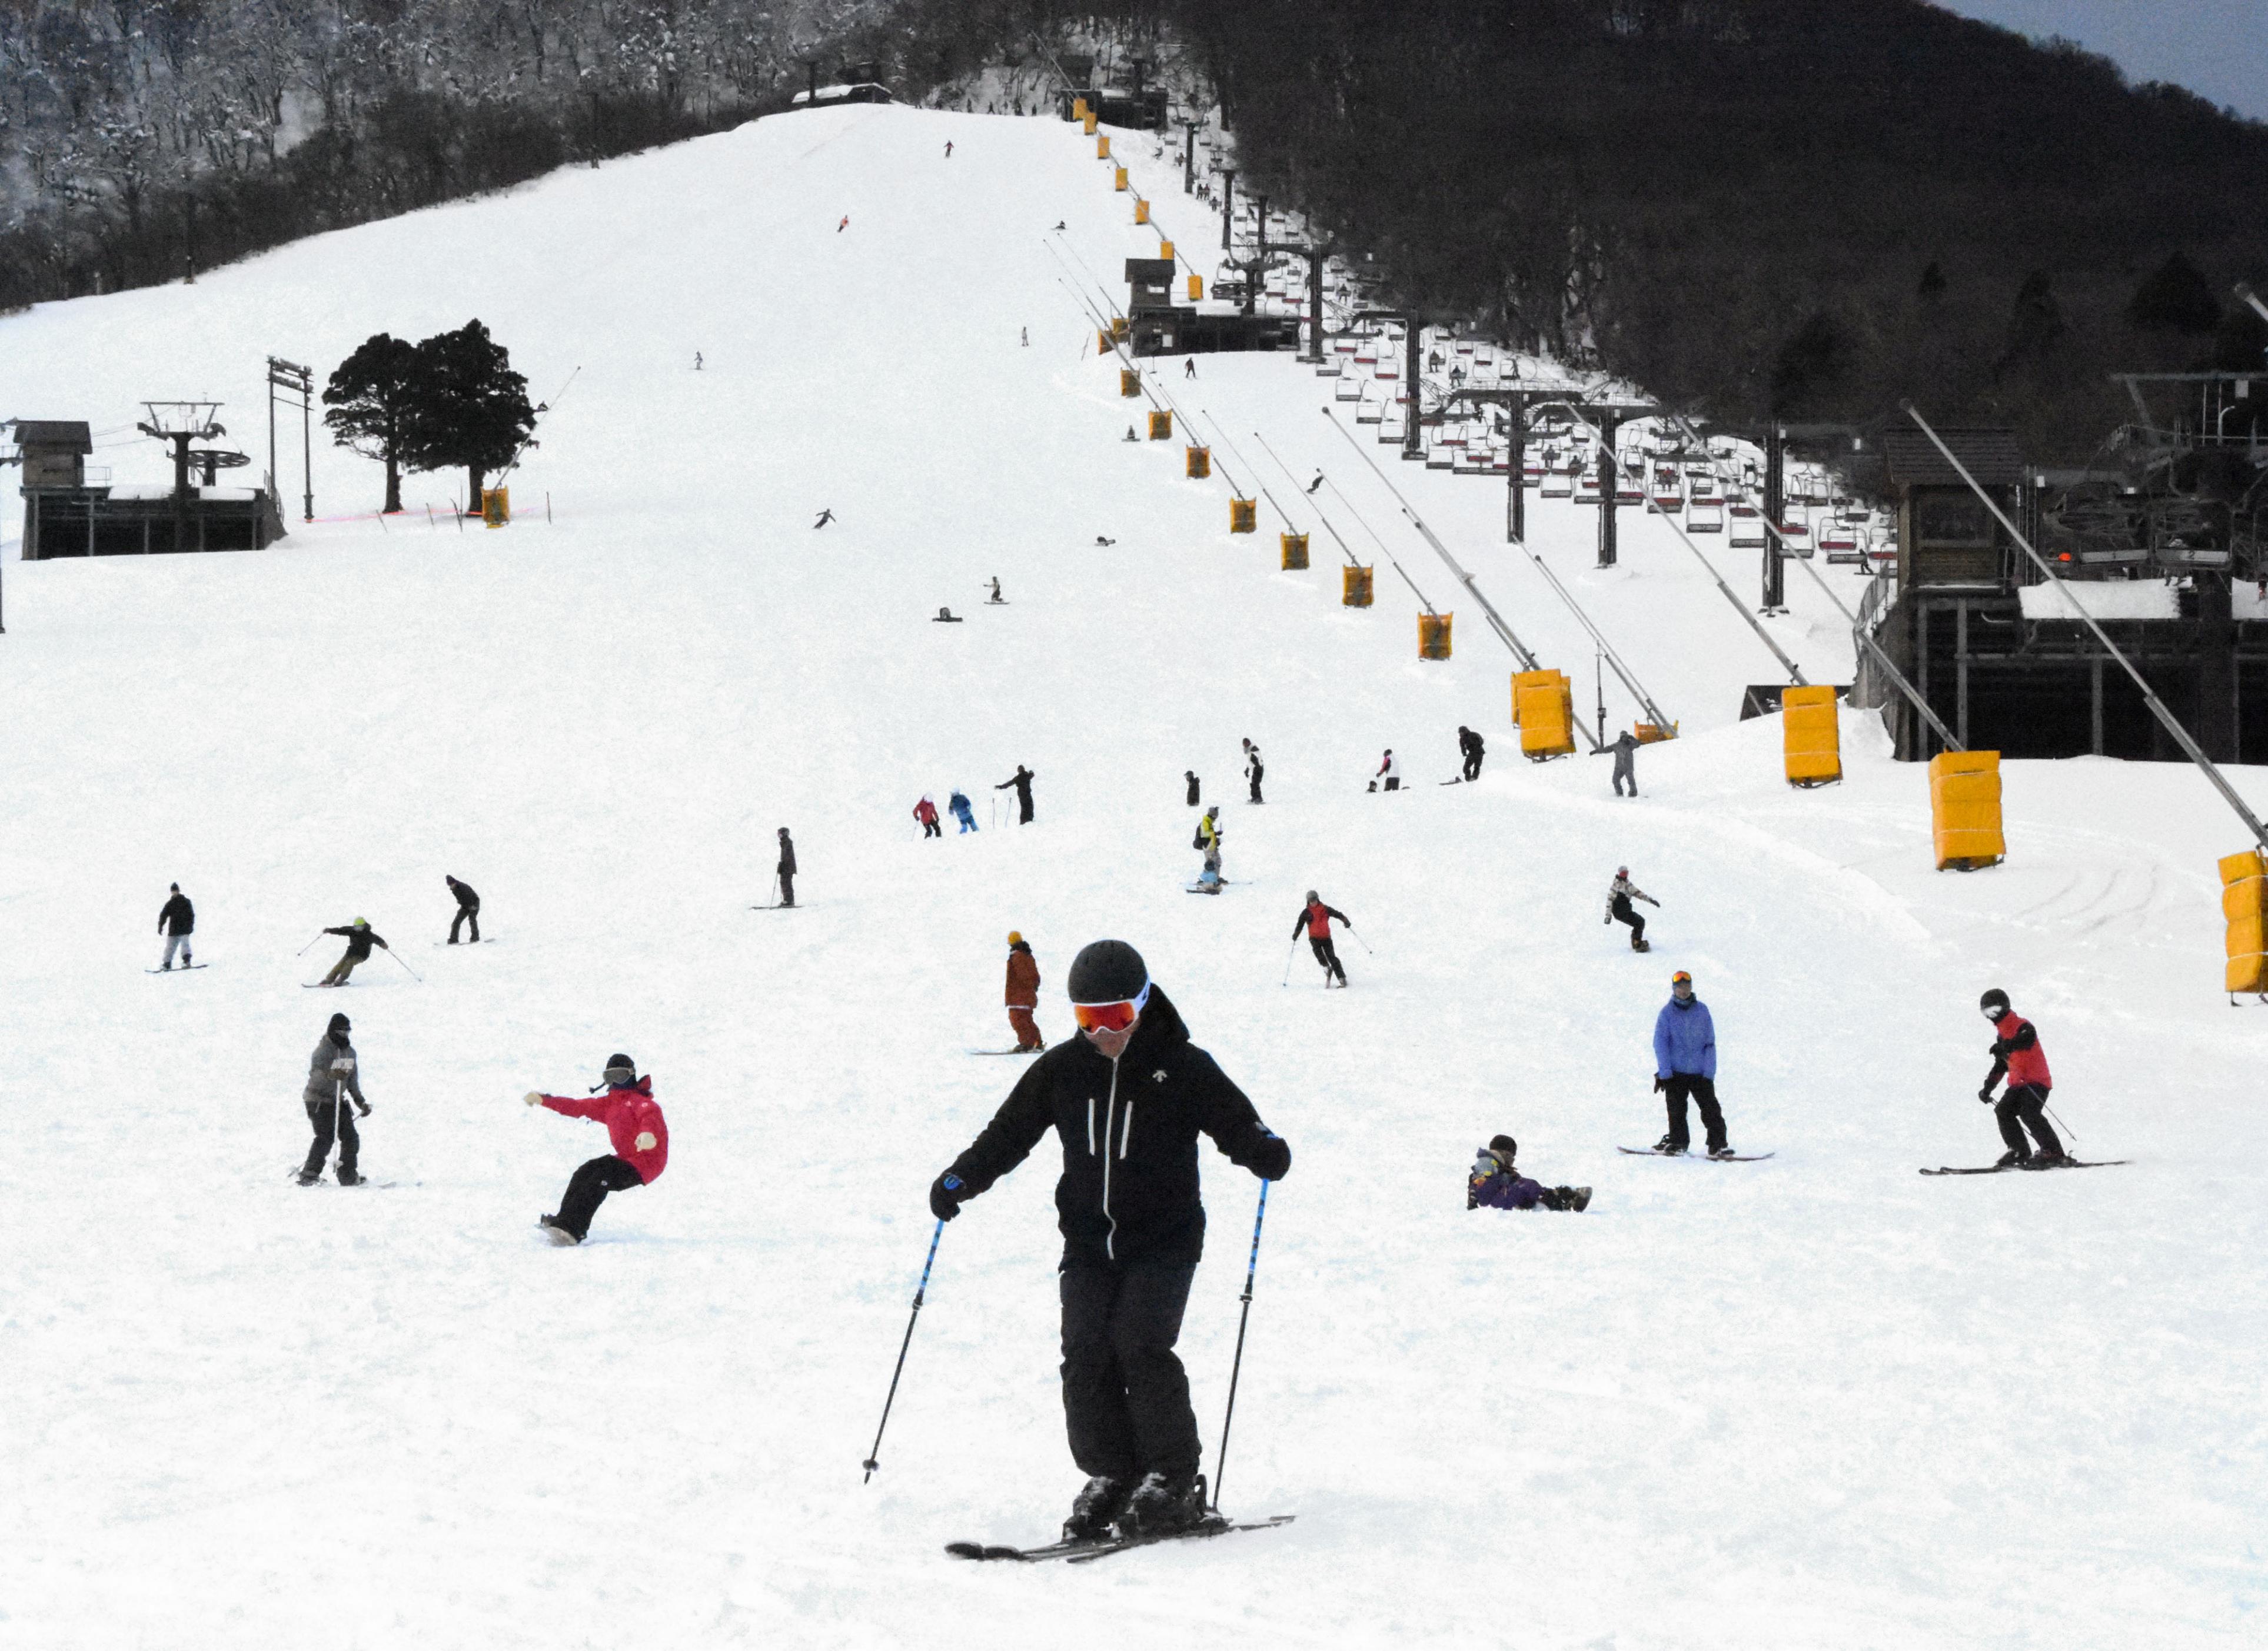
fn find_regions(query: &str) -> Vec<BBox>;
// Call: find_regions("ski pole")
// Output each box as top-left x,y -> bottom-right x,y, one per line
863,1218 -> 944,1483
384,947 -> 422,983
333,1080 -> 343,1179
1211,1180 -> 1270,1512
296,931 -> 326,957
2045,1103 -> 2078,1145
1348,926 -> 1375,956
1280,937 -> 1298,987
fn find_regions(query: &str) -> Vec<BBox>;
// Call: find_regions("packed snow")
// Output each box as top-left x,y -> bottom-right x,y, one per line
2,105 -> 2265,1650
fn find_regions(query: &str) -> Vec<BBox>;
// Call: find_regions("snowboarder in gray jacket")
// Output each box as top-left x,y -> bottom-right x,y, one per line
1596,730 -> 1640,796
299,1011 -> 373,1185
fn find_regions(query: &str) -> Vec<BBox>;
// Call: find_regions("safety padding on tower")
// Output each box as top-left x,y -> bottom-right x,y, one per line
1187,274 -> 1205,302
1929,750 -> 2006,871
1343,566 -> 1374,607
1281,532 -> 1310,571
1120,368 -> 1142,398
1096,134 -> 1110,158
1114,166 -> 1129,191
1098,329 -> 1113,355
1134,198 -> 1150,224
1781,684 -> 1841,787
1229,498 -> 1258,534
480,487 -> 510,528
1110,316 -> 1128,341
1158,241 -> 1175,259
1186,446 -> 1212,480
1635,721 -> 1678,744
1072,97 -> 1090,121
1418,613 -> 1453,660
1083,112 -> 1098,135
2222,850 -> 2267,994
1514,669 -> 1576,759
1148,410 -> 1173,441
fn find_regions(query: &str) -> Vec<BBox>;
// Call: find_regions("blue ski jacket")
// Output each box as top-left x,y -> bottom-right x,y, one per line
1653,995 -> 1716,1079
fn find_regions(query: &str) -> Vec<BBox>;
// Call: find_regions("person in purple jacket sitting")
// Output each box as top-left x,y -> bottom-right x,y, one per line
1467,1134 -> 1590,1212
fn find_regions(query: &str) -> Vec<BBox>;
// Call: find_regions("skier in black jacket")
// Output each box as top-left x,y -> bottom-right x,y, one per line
995,765 -> 1036,824
444,875 -> 481,944
776,828 -> 797,908
158,883 -> 195,970
930,938 -> 1290,1544
320,920 -> 388,987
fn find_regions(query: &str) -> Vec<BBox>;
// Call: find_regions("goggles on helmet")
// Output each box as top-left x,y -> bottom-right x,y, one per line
1072,978 -> 1152,1034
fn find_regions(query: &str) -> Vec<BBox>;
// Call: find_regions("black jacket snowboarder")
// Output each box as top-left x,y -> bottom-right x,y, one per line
299,1013 -> 371,1184
1457,725 -> 1485,782
445,875 -> 481,944
158,884 -> 195,969
1185,771 -> 1200,807
996,765 -> 1036,824
776,828 -> 797,907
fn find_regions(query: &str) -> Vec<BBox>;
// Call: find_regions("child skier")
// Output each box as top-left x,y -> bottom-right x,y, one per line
1005,931 -> 1045,1052
157,882 -> 195,970
297,1012 -> 372,1186
1194,806 -> 1223,892
1292,891 -> 1351,986
1605,867 -> 1660,951
927,940 -> 1291,1542
524,1054 -> 669,1244
950,790 -> 978,833
318,919 -> 390,987
1654,970 -> 1734,1157
1977,988 -> 2068,1167
1467,1136 -> 1589,1211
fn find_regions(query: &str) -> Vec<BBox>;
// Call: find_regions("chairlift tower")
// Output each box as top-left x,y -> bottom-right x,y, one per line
135,401 -> 226,554
267,357 -> 315,522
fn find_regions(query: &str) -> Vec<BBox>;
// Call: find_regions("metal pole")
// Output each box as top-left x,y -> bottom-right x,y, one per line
1221,169 -> 1235,252
1763,425 -> 1786,610
1903,401 -> 2268,853
1596,416 -> 1618,567
301,372 -> 313,522
863,1219 -> 945,1482
1507,393 -> 1527,545
1404,322 -> 1422,462
1210,1182 -> 1269,1512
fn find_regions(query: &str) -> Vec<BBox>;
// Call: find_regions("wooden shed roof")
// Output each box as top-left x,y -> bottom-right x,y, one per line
1880,426 -> 2025,488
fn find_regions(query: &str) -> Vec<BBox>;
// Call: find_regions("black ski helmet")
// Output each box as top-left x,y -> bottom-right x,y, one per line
1980,988 -> 2011,1017
1488,1133 -> 1517,1158
1067,938 -> 1148,1003
327,1013 -> 351,1036
603,1053 -> 636,1084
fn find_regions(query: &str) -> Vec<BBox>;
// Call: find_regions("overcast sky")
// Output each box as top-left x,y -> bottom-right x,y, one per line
1930,1 -> 2268,122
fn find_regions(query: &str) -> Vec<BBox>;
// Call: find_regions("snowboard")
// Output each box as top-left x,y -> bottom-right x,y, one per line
1920,1159 -> 2129,1177
1617,1146 -> 1776,1161
289,1170 -> 411,1189
433,938 -> 496,946
147,963 -> 210,973
946,1512 -> 1294,1565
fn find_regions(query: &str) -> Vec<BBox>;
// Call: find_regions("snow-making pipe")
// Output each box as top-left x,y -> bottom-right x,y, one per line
1514,545 -> 1677,735
1541,400 -> 1810,688
1314,470 -> 1448,618
1323,408 -> 1580,702
1904,402 -> 2268,854
1251,430 -> 1365,570
1193,412 -> 1298,531
1659,411 -> 1961,753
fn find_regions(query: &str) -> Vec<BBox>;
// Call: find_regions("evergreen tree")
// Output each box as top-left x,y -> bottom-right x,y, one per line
2126,252 -> 2220,334
403,319 -> 536,511
1769,310 -> 1847,416
321,332 -> 422,513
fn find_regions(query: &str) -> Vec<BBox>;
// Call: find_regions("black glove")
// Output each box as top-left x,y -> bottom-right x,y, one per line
1987,1038 -> 2011,1058
356,1100 -> 373,1117
1977,1087 -> 1995,1104
929,1170 -> 969,1221
1653,1076 -> 1667,1094
1252,1132 -> 1291,1181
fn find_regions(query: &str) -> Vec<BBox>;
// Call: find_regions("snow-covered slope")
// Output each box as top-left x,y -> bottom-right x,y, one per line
2,106 -> 2264,1650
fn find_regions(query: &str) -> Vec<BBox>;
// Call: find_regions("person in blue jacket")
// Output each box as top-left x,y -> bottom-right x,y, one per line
949,789 -> 978,833
1652,969 -> 1734,1157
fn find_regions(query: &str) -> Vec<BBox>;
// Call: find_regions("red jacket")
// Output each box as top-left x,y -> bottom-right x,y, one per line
540,1077 -> 669,1183
1990,1011 -> 2053,1091
914,798 -> 939,824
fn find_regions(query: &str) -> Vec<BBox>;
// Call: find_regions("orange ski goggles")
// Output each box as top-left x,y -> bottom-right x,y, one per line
1072,981 -> 1152,1034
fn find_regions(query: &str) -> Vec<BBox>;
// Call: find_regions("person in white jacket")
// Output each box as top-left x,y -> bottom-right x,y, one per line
1372,749 -> 1401,791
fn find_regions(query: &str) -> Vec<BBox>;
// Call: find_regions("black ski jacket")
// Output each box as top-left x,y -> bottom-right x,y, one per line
946,986 -> 1288,1266
159,894 -> 195,936
777,836 -> 797,876
324,925 -> 387,960
447,877 -> 480,911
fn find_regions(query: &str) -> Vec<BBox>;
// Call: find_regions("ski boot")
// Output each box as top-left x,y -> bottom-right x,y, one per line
1707,1144 -> 1738,1160
335,1167 -> 365,1187
1063,1475 -> 1129,1543
1118,1471 -> 1206,1539
1568,1186 -> 1592,1211
2024,1151 -> 2072,1170
1994,1149 -> 2030,1169
537,1216 -> 582,1245
296,1169 -> 321,1187
1544,1185 -> 1592,1211
1654,1135 -> 1687,1155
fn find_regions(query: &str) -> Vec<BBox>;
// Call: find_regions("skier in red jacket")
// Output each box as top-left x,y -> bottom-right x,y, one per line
524,1053 -> 669,1243
1291,891 -> 1351,987
1978,988 -> 2067,1168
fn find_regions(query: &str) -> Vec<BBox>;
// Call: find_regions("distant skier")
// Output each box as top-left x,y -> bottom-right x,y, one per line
1096,534 -> 1118,545
1005,931 -> 1045,1051
1605,867 -> 1659,952
914,795 -> 942,838
444,874 -> 481,944
945,140 -> 954,158
1306,471 -> 1325,495
694,351 -> 703,371
813,508 -> 834,528
1184,358 -> 1197,380
525,1054 -> 668,1244
1122,428 -> 1139,443
1468,1135 -> 1589,1212
1292,891 -> 1351,987
996,764 -> 1036,824
1194,806 -> 1223,892
1242,737 -> 1264,804
986,577 -> 1006,604
837,215 -> 849,232
950,789 -> 978,833
1596,729 -> 1640,797
319,919 -> 389,987
297,1011 -> 372,1186
926,938 -> 1291,1541
157,882 -> 195,970
1977,988 -> 2067,1167
1185,770 -> 1200,807
1653,970 -> 1733,1157
776,828 -> 797,908
1372,748 -> 1400,791
1020,327 -> 1029,347
1457,725 -> 1484,782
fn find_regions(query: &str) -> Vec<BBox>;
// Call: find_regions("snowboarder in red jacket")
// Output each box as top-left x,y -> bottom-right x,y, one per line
524,1054 -> 669,1243
1978,989 -> 2066,1167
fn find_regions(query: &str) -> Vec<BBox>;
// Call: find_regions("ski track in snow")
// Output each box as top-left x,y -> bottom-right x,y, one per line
2,105 -> 2266,1650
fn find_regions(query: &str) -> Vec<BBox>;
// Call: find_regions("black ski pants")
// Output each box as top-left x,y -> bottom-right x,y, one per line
554,1154 -> 643,1240
1309,934 -> 1345,982
1059,1256 -> 1200,1482
1247,765 -> 1263,804
922,818 -> 942,838
302,1095 -> 360,1179
1611,895 -> 1646,947
777,870 -> 795,907
1995,1084 -> 2063,1159
1462,748 -> 1483,781
1662,1075 -> 1726,1153
450,901 -> 481,943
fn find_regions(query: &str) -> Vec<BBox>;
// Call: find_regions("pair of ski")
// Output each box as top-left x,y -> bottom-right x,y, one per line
147,963 -> 210,973
1919,1159 -> 2128,1177
1618,1145 -> 1775,1162
947,1512 -> 1295,1565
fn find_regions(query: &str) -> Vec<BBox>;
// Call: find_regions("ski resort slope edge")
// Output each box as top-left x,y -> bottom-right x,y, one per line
1,105 -> 2264,1651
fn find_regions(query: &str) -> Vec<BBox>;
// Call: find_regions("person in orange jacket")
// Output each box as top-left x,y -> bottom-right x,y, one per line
525,1053 -> 669,1244
1978,988 -> 2067,1167
1006,931 -> 1045,1051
